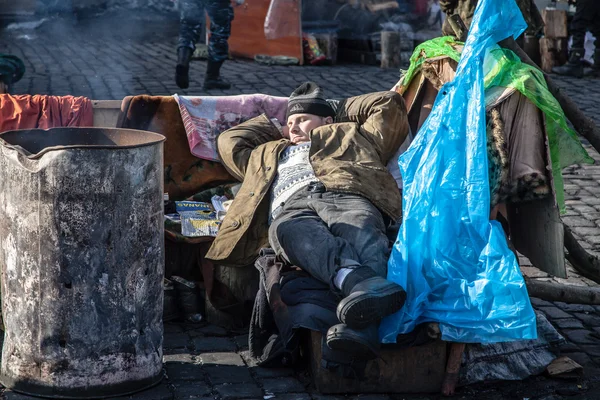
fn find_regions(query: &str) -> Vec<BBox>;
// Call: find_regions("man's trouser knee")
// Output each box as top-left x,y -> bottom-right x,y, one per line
268,186 -> 390,290
570,0 -> 600,50
178,0 -> 205,50
205,0 -> 234,62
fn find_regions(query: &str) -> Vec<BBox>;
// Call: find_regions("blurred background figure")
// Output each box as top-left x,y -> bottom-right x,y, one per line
175,0 -> 234,90
552,0 -> 600,78
0,54 -> 25,94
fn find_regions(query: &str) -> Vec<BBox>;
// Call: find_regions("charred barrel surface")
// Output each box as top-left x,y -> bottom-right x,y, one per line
0,128 -> 165,398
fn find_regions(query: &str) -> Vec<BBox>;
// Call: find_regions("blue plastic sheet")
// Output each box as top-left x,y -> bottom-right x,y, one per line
380,0 -> 537,344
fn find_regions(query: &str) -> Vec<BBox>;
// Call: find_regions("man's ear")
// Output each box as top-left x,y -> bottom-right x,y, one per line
324,116 -> 334,124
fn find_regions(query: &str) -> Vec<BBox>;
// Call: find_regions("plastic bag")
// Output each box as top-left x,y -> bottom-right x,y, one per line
380,0 -> 538,344
264,0 -> 300,40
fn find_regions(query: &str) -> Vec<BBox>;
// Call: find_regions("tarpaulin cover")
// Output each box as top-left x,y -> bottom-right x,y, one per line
380,0 -> 538,344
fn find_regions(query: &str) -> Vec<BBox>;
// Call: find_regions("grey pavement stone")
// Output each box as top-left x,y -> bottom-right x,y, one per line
172,382 -> 212,398
205,365 -> 254,384
579,345 -> 600,359
559,340 -> 581,352
537,306 -> 573,319
271,394 -> 312,400
163,332 -> 191,349
195,324 -> 229,337
199,352 -> 245,366
562,329 -> 599,345
193,337 -> 236,352
584,236 -> 600,245
574,312 -> 600,327
163,352 -> 196,363
520,266 -> 548,278
164,323 -> 184,333
165,362 -> 204,382
563,216 -> 597,228
251,366 -> 295,378
260,377 -> 306,393
553,303 -> 596,313
571,179 -> 599,187
233,334 -> 250,350
572,226 -> 600,237
214,383 -> 263,399
112,382 -> 173,400
530,297 -> 554,307
551,318 -> 585,330
3,391 -> 38,400
570,204 -> 599,215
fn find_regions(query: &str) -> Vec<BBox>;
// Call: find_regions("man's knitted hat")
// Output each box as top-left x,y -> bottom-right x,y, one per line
286,82 -> 336,119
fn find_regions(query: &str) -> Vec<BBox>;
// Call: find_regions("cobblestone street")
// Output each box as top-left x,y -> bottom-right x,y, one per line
4,7 -> 600,400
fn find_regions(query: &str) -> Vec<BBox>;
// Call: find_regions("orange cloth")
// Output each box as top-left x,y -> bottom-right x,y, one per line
0,94 -> 93,133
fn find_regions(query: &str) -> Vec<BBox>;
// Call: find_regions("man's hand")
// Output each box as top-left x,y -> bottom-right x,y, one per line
439,0 -> 459,13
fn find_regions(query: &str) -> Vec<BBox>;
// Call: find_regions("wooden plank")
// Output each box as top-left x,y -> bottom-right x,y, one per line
509,197 -> 567,279
92,100 -> 121,128
205,263 -> 259,329
310,331 -> 447,394
214,0 -> 303,64
542,9 -> 568,39
380,31 -> 401,69
547,356 -> 583,377
540,37 -> 557,73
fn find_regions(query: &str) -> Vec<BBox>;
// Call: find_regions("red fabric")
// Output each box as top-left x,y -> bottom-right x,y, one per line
0,94 -> 93,133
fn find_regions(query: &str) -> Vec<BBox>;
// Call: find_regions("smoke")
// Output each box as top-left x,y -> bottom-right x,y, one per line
36,0 -> 177,14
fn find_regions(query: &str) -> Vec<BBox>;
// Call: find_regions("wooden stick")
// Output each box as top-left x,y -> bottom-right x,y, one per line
381,31 -> 401,69
564,225 -> 600,284
441,342 -> 466,396
525,277 -> 600,304
447,14 -> 468,42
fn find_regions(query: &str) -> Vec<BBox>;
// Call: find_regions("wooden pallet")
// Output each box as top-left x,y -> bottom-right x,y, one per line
309,331 -> 447,394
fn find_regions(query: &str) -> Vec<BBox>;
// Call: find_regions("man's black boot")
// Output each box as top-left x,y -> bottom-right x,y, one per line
176,47 -> 193,89
552,48 -> 584,78
203,60 -> 231,90
337,268 -> 406,329
326,323 -> 380,360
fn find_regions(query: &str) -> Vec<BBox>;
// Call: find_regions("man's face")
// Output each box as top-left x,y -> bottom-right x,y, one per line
286,113 -> 332,144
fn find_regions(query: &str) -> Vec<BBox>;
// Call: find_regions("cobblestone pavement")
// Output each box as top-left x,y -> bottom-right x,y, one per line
4,8 -> 600,400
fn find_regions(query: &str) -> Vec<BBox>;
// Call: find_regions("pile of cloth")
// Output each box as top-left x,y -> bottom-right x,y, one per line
0,94 -> 93,133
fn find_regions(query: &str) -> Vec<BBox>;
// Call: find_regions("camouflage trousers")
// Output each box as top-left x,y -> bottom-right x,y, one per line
570,0 -> 600,56
177,0 -> 234,63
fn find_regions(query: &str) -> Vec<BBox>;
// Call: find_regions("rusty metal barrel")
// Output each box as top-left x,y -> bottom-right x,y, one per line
0,128 -> 166,398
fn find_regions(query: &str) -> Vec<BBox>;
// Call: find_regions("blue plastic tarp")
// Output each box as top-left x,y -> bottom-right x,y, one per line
380,0 -> 538,344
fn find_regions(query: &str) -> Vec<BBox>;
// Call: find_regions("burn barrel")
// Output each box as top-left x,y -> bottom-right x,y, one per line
0,128 -> 166,398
